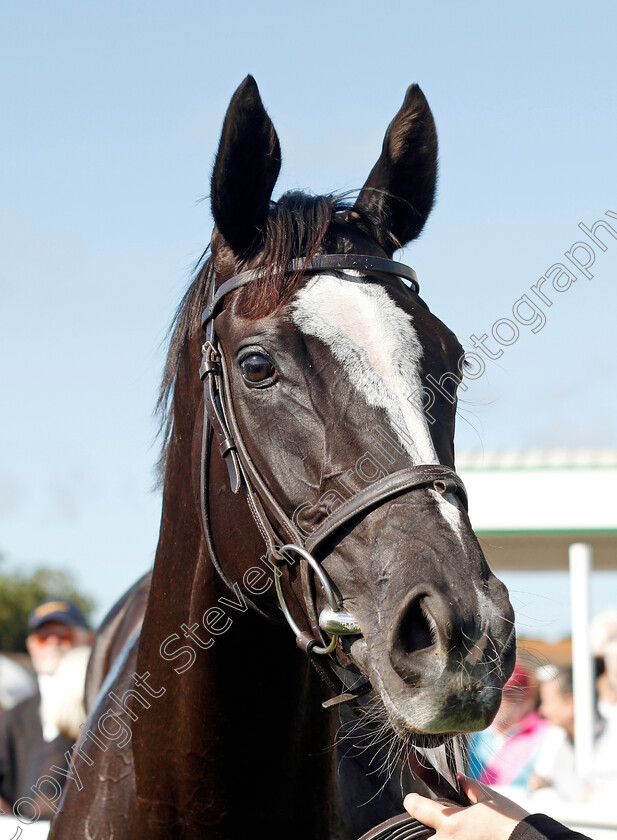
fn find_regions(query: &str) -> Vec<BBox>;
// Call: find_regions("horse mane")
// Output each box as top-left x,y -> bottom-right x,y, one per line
156,190 -> 370,473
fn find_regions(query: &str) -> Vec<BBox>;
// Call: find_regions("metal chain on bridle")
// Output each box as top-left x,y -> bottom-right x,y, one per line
198,255 -> 470,839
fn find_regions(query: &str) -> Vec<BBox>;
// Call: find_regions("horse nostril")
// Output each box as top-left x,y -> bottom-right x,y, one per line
389,591 -> 445,685
399,595 -> 435,655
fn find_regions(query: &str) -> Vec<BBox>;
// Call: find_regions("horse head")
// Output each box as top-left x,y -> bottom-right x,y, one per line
47,76 -> 518,840
201,76 -> 516,749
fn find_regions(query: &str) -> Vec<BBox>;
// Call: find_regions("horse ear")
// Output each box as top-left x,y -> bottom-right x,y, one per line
354,84 -> 437,255
211,76 -> 281,256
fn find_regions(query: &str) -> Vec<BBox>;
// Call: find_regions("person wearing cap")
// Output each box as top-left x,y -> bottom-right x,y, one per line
0,599 -> 92,814
467,662 -> 550,790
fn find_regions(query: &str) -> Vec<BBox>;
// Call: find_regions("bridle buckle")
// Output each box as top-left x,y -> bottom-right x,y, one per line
199,342 -> 221,381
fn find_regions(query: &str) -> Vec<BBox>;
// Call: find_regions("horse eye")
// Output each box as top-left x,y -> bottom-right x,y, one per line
240,354 -> 276,384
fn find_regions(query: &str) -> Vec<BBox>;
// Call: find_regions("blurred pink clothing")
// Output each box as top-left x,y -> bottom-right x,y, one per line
474,710 -> 550,788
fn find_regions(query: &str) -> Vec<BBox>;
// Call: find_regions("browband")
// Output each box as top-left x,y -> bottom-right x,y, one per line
201,254 -> 419,327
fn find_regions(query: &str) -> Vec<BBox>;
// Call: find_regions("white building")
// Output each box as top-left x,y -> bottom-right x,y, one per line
458,448 -> 617,572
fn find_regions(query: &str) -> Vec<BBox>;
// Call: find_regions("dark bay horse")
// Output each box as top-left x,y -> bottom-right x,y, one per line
49,77 -> 515,839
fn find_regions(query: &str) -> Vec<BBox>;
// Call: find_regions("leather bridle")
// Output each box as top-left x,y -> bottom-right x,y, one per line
198,254 -> 470,836
199,254 -> 467,671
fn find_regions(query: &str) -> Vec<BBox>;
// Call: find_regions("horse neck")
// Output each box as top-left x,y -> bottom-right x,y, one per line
132,353 -> 335,839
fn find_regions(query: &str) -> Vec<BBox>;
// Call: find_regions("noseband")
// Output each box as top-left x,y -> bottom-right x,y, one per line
199,254 -> 467,667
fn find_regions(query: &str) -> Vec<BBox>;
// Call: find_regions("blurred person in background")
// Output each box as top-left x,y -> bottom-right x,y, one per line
467,662 -> 550,789
27,645 -> 91,819
596,637 -> 617,721
529,666 -> 587,800
590,610 -> 617,715
586,639 -> 617,802
0,655 -> 36,712
0,599 -> 92,814
531,653 -> 617,805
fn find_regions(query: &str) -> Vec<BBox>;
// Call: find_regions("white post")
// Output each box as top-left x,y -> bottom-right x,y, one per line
569,542 -> 594,780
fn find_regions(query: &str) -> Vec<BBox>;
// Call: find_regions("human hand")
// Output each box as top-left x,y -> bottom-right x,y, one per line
527,773 -> 549,792
404,774 -> 530,840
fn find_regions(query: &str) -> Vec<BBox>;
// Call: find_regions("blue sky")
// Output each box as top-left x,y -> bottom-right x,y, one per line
1,1 -> 616,634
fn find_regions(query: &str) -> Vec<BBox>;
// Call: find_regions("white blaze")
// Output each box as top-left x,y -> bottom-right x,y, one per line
291,271 -> 464,540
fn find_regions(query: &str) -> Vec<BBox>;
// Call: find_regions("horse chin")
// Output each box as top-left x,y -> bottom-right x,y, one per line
348,637 -> 505,743
405,733 -> 453,749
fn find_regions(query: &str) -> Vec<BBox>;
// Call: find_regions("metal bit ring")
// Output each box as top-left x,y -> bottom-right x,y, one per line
272,544 -> 358,656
